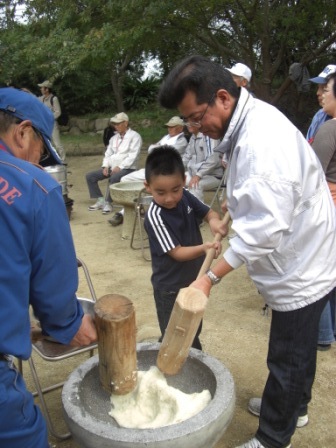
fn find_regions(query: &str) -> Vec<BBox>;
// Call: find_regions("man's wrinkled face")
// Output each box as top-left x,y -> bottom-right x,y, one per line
167,125 -> 183,137
113,121 -> 128,135
232,75 -> 248,88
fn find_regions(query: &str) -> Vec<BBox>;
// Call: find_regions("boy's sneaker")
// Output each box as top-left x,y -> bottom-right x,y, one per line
88,198 -> 104,211
248,397 -> 308,428
235,437 -> 291,448
102,203 -> 113,214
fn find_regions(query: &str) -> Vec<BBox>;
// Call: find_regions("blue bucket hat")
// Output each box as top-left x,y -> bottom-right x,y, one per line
0,87 -> 62,165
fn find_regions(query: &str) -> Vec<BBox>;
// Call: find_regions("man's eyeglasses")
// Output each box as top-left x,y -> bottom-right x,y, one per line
182,93 -> 215,128
33,127 -> 50,163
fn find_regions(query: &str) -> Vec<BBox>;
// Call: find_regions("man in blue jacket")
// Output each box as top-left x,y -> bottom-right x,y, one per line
0,87 -> 97,448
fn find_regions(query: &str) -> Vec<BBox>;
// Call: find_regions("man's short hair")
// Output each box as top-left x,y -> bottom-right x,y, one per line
0,110 -> 20,133
145,146 -> 185,183
158,55 -> 239,109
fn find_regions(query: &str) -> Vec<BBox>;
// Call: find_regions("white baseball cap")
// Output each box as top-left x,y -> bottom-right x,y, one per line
309,64 -> 336,84
227,63 -> 252,82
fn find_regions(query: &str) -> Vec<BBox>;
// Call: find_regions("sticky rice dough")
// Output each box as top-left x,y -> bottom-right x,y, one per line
109,366 -> 211,429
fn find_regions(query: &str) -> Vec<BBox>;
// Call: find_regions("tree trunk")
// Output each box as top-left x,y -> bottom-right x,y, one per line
111,72 -> 125,112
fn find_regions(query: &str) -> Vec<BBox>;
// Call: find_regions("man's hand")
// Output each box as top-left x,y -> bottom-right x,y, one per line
70,314 -> 98,347
188,175 -> 201,189
207,213 -> 230,239
190,275 -> 213,297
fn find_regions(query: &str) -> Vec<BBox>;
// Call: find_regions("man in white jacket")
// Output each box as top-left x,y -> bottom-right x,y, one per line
86,112 -> 142,214
158,55 -> 336,448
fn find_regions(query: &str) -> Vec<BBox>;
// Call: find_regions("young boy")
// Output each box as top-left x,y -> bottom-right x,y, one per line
144,146 -> 226,349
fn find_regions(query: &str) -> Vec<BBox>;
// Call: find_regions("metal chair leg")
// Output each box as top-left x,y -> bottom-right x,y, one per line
28,356 -> 71,440
130,191 -> 151,261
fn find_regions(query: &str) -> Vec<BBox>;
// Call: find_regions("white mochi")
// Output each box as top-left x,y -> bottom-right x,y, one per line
109,366 -> 211,429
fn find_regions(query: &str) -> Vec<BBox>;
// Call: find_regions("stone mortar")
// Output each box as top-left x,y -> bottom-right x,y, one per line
62,342 -> 235,448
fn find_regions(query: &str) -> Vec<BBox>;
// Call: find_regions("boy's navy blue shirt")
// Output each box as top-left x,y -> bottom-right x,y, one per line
144,188 -> 210,290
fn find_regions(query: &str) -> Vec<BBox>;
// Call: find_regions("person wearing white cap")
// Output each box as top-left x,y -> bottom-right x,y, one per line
306,64 -> 336,144
38,80 -> 66,161
86,112 -> 142,214
108,116 -> 188,226
309,69 -> 336,352
227,63 -> 252,89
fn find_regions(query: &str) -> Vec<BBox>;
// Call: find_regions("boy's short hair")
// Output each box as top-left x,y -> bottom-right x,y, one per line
145,145 -> 185,183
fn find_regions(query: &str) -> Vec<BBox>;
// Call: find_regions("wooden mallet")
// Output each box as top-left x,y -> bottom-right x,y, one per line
157,212 -> 230,375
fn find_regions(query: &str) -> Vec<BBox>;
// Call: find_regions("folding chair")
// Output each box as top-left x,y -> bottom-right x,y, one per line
22,258 -> 98,440
130,188 -> 152,261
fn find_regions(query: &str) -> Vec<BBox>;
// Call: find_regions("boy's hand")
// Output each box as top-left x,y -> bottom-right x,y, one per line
203,241 -> 222,259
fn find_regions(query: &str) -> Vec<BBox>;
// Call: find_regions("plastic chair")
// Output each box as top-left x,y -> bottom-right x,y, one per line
23,258 -> 98,440
130,188 -> 152,261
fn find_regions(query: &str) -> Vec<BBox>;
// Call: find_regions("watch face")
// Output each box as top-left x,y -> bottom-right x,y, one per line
207,270 -> 220,285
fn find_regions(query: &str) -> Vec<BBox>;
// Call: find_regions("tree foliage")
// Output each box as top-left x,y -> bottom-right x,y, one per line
1,0 -> 336,129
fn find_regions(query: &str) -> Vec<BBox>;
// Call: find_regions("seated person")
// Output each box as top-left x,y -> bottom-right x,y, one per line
109,116 -> 188,226
86,112 -> 142,215
183,124 -> 223,202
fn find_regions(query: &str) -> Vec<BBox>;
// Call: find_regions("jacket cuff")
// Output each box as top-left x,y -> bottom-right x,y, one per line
223,247 -> 244,269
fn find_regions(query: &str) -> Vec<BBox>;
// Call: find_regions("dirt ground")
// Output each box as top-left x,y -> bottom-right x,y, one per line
23,152 -> 335,448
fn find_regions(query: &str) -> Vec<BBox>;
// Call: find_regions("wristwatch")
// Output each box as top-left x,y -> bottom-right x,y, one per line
206,269 -> 221,285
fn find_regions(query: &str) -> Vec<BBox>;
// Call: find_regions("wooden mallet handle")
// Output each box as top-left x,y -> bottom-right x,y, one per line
156,211 -> 231,375
197,211 -> 231,278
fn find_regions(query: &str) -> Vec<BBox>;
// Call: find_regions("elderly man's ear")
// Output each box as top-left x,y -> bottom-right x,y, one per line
10,120 -> 39,162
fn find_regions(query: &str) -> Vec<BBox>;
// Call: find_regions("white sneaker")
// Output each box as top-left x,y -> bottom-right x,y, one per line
102,203 -> 113,214
235,437 -> 291,448
88,198 -> 104,211
248,397 -> 308,428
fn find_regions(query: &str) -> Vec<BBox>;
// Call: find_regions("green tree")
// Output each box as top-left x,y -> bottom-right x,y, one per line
1,0 -> 336,128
